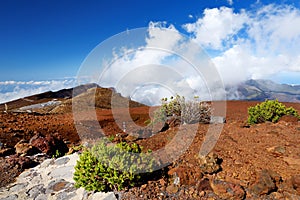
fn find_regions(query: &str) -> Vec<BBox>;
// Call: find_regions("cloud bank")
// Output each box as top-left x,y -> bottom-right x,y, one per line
89,22 -> 225,105
90,3 -> 300,105
0,79 -> 77,104
184,4 -> 300,85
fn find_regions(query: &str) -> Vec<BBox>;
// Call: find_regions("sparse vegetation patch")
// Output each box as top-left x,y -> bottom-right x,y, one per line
151,95 -> 211,126
247,99 -> 300,124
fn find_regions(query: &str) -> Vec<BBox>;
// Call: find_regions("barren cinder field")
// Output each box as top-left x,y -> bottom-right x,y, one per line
0,100 -> 300,199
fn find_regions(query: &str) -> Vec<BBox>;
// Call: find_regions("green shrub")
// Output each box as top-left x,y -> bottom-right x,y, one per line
247,99 -> 300,125
151,95 -> 211,125
73,140 -> 156,192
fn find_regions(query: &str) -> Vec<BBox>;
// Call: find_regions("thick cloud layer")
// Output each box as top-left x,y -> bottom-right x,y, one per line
0,79 -> 76,104
93,4 -> 300,105
184,4 -> 300,85
91,22 -> 225,105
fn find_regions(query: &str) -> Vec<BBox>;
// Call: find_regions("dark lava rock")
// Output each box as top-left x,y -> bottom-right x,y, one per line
250,169 -> 281,196
30,133 -> 68,156
197,178 -> 212,192
0,148 -> 15,157
210,179 -> 245,200
6,155 -> 38,170
168,166 -> 203,186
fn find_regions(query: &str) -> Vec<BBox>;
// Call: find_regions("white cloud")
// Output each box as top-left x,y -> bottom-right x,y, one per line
100,24 -> 179,88
0,79 -> 77,104
183,7 -> 248,50
247,4 -> 300,56
227,0 -> 233,6
183,4 -> 300,85
91,21 -> 225,105
147,21 -> 183,50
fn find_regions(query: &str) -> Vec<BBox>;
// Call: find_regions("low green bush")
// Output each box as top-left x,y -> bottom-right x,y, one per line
247,99 -> 300,124
73,140 -> 156,192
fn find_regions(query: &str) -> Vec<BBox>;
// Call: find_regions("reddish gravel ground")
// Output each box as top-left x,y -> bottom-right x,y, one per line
0,100 -> 300,199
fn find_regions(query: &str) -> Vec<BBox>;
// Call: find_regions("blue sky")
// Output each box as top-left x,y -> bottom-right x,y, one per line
1,0 -> 298,81
1,0 -> 237,81
0,0 -> 300,103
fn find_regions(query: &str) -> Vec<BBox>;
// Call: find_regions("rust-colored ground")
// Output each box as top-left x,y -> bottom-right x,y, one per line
0,100 -> 300,199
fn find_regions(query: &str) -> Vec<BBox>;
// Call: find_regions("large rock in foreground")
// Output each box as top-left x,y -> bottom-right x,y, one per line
0,153 -> 116,200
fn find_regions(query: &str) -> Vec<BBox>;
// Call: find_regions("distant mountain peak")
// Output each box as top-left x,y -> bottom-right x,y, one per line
226,79 -> 300,102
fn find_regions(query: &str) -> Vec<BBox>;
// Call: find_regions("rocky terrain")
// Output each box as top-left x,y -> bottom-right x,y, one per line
0,153 -> 116,200
0,84 -> 299,199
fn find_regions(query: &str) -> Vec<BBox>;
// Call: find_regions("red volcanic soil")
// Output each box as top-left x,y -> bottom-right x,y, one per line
0,100 -> 300,199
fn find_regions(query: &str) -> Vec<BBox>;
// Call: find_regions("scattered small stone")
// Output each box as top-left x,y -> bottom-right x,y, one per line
210,179 -> 245,200
210,116 -> 226,124
269,191 -> 284,199
124,134 -> 138,142
166,184 -> 179,194
199,152 -> 222,174
168,166 -> 201,186
266,146 -> 286,156
234,159 -> 243,167
189,187 -> 195,195
199,190 -> 205,197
